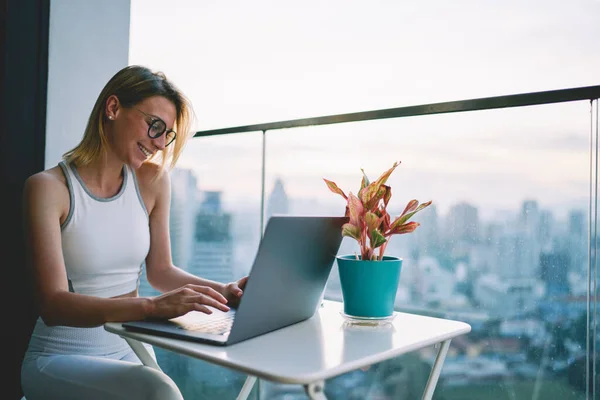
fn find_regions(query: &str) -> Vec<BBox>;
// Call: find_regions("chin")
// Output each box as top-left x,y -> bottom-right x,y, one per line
128,158 -> 145,170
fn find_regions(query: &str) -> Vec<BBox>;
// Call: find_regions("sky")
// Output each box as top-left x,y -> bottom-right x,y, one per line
129,0 -> 600,219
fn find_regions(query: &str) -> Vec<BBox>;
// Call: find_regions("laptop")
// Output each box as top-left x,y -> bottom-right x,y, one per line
122,215 -> 347,346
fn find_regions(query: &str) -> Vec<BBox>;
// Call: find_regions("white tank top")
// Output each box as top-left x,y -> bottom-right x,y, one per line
58,161 -> 150,298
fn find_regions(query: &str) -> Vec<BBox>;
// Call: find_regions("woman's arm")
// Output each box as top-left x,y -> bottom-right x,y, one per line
23,172 -> 152,327
23,170 -> 228,328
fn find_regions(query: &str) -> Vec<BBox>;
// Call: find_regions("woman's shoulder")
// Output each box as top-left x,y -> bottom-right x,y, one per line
134,162 -> 170,191
24,165 -> 68,197
23,165 -> 70,219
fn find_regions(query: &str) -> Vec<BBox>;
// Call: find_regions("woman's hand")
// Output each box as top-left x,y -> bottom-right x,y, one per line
221,276 -> 248,309
147,284 -> 230,319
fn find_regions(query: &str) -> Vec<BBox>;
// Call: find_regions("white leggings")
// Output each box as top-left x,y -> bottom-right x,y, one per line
21,319 -> 183,400
21,346 -> 183,400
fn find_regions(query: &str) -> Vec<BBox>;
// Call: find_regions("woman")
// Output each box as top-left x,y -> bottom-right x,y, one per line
21,65 -> 247,399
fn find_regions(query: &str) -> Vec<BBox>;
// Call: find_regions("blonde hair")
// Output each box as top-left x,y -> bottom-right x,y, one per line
63,65 -> 194,173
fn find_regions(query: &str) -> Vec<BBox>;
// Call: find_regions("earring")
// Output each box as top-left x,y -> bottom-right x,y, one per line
108,116 -> 114,120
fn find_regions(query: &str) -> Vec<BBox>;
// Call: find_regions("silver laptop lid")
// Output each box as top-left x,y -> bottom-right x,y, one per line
226,215 -> 346,345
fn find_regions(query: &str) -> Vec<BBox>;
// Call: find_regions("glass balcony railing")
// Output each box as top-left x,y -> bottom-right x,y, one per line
136,86 -> 600,399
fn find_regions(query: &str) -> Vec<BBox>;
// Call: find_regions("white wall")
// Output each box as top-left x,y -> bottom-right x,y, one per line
45,0 -> 131,168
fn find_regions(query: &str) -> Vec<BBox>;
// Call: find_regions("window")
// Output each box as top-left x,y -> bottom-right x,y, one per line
131,1 -> 600,398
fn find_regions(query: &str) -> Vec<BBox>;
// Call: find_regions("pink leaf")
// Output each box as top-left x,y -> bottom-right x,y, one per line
342,223 -> 361,241
388,221 -> 420,235
347,193 -> 364,227
364,185 -> 388,211
323,178 -> 347,200
382,185 -> 392,207
365,211 -> 380,232
400,199 -> 419,218
360,161 -> 400,205
390,200 -> 432,230
360,168 -> 370,191
370,229 -> 387,249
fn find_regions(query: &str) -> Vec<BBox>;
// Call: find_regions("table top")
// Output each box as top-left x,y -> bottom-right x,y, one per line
105,300 -> 471,384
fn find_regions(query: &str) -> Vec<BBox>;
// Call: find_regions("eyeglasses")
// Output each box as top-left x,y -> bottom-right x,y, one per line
135,108 -> 177,147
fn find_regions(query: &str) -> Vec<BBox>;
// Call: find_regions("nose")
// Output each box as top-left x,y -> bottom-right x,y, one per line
152,134 -> 166,150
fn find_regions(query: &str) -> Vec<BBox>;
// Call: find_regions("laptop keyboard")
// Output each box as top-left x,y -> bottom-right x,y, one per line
176,312 -> 235,335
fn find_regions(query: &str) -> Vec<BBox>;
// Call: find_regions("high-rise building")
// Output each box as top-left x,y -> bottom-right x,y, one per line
413,202 -> 439,256
169,168 -> 199,272
189,191 -> 234,284
538,210 -> 554,249
445,202 -> 480,243
200,191 -> 222,215
569,209 -> 585,237
267,177 -> 289,219
539,251 -> 573,322
568,209 -> 587,275
496,232 -> 538,279
521,200 -> 539,236
540,252 -> 570,297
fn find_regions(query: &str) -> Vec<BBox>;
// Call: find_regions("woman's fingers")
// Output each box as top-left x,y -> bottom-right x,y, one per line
188,303 -> 212,314
150,285 -> 231,319
184,294 -> 230,312
184,284 -> 228,303
234,276 -> 248,296
226,282 -> 243,297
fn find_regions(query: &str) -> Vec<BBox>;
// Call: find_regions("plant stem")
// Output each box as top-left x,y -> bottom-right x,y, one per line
379,240 -> 389,261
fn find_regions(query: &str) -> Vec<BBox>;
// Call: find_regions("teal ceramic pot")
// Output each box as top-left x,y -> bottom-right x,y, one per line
336,255 -> 403,318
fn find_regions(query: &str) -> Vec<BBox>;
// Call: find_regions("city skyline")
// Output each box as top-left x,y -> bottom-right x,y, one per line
169,166 -> 590,273
171,165 -> 591,225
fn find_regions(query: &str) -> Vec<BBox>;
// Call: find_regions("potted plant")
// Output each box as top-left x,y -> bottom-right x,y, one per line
323,161 -> 431,319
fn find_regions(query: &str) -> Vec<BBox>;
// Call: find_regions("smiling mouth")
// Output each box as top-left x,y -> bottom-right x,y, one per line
138,143 -> 152,157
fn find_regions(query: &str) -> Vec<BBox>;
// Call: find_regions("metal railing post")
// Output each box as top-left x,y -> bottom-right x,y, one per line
260,129 -> 267,238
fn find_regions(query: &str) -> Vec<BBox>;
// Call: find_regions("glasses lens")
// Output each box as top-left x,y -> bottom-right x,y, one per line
148,119 -> 166,138
165,131 -> 176,146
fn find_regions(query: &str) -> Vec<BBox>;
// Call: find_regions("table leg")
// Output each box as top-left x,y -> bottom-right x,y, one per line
421,339 -> 451,400
123,337 -> 162,371
236,376 -> 257,400
304,381 -> 328,400
122,336 -> 258,400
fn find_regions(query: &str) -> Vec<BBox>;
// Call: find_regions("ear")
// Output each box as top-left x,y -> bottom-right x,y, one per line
105,95 -> 121,120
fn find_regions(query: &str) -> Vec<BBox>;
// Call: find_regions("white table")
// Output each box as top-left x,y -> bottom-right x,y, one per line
105,300 -> 471,400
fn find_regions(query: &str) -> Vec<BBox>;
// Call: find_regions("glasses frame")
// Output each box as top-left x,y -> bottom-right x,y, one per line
135,108 -> 177,147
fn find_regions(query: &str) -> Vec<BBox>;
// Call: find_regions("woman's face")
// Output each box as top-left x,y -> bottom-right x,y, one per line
107,95 -> 177,169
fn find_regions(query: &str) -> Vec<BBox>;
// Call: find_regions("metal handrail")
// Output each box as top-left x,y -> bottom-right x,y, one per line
194,84 -> 600,137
